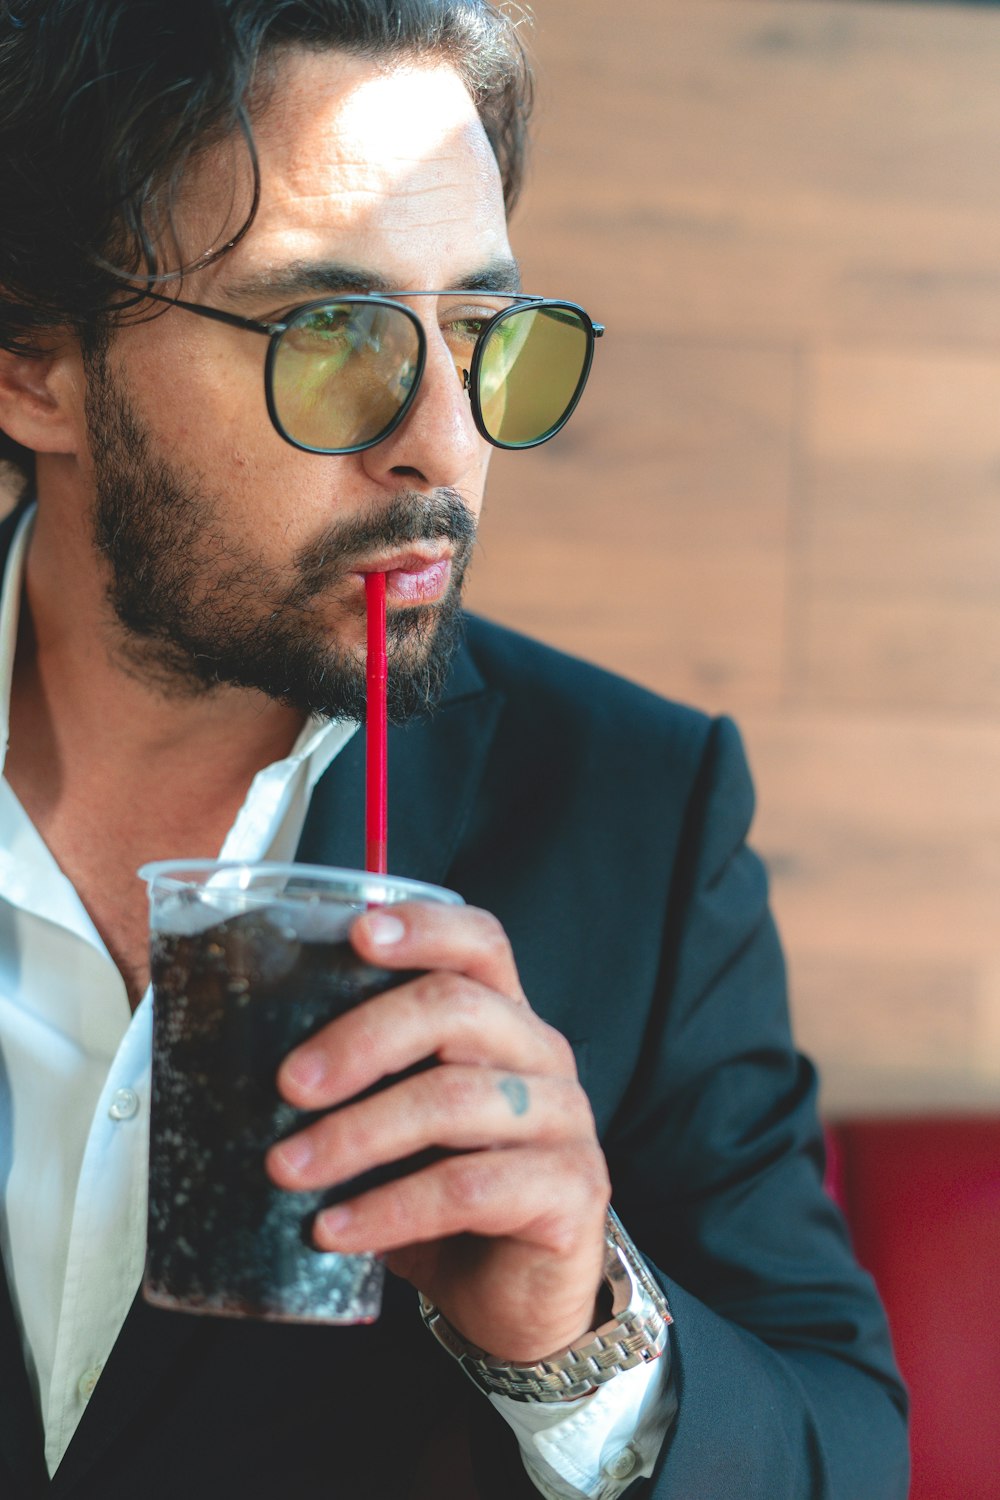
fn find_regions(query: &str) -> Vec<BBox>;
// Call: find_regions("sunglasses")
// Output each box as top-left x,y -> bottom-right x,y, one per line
142,288 -> 604,455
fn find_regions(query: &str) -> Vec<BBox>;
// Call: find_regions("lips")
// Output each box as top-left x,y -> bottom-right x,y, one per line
357,552 -> 453,604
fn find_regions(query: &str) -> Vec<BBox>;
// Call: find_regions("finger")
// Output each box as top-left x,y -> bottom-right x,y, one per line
277,971 -> 578,1108
267,1067 -> 593,1190
350,902 -> 526,1001
310,1141 -> 610,1257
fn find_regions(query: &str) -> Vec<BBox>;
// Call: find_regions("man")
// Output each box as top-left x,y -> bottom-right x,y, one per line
0,2 -> 907,1497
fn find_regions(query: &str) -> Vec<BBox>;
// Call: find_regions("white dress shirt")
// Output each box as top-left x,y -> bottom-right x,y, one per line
0,503 -> 673,1495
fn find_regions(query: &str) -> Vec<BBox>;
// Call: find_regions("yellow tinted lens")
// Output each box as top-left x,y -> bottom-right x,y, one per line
271,302 -> 420,450
477,307 -> 589,445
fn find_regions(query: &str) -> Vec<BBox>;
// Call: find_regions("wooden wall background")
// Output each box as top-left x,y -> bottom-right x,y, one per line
1,0 -> 997,1116
468,0 -> 1000,1116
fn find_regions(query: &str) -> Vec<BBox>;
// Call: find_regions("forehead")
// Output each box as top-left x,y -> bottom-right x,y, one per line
187,48 -> 512,296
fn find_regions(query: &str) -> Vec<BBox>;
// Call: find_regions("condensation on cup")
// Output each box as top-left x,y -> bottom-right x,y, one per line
140,860 -> 462,1324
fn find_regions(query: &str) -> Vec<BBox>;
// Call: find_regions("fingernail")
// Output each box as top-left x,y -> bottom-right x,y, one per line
317,1205 -> 352,1239
275,1135 -> 313,1175
284,1051 -> 327,1093
365,912 -> 405,947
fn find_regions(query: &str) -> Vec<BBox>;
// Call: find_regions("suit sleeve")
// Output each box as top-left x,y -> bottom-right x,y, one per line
604,716 -> 909,1500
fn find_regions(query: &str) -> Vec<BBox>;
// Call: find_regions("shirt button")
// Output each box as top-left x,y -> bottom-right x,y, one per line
108,1087 -> 139,1121
78,1365 -> 103,1401
603,1446 -> 638,1481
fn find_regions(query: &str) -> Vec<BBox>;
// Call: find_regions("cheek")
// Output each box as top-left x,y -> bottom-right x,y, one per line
186,373 -> 264,458
124,344 -> 314,508
118,319 -> 266,453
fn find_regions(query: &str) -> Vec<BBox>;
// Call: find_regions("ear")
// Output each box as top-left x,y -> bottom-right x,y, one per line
0,339 -> 86,461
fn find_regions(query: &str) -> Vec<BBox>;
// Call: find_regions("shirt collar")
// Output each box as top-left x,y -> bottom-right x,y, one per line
0,501 -> 37,774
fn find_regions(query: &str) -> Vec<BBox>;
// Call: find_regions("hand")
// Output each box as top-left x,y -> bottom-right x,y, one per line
265,901 -> 610,1362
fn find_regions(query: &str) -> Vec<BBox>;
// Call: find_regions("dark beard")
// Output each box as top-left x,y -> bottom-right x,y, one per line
83,348 -> 477,724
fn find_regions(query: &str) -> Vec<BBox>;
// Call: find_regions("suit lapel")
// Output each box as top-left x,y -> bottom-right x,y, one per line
49,1290 -> 211,1497
296,637 -> 504,887
0,501 -> 50,1494
0,1258 -> 48,1497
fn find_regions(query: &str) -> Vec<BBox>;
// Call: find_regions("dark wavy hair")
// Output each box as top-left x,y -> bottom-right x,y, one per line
0,0 -> 533,488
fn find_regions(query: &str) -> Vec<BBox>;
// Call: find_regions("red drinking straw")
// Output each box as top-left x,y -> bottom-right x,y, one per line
365,572 -> 388,875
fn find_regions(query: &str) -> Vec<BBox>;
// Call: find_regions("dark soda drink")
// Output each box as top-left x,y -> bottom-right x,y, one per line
146,898 -> 420,1323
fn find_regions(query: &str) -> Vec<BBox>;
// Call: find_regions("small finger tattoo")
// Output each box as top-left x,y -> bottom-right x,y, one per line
499,1075 -> 530,1117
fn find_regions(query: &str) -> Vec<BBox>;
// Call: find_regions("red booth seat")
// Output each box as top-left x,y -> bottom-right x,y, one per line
827,1116 -> 1000,1500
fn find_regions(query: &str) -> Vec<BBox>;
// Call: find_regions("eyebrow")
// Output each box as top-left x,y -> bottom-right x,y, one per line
220,256 -> 523,306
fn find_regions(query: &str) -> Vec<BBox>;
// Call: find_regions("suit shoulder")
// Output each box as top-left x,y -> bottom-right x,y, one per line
461,613 -> 721,777
451,619 -> 759,940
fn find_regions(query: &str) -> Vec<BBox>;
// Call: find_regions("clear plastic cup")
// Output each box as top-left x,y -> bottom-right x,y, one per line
140,860 -> 462,1324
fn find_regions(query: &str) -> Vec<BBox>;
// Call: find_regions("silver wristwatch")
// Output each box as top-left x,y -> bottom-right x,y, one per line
418,1208 -> 672,1403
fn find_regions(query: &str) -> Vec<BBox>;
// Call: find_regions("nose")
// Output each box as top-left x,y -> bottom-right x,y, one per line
359,317 -> 486,496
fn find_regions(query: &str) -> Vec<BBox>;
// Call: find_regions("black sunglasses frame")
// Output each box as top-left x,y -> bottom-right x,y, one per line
141,287 -> 604,455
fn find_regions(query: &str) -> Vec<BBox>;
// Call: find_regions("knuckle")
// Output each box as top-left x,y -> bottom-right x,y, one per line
539,1213 -> 580,1257
403,970 -> 439,1009
392,980 -> 442,1043
375,1181 -> 413,1241
543,1025 -> 578,1076
323,1105 -> 373,1164
553,1076 -> 592,1129
434,1066 -> 479,1119
438,969 -> 479,1012
345,1009 -> 386,1072
580,1148 -> 612,1202
472,908 -> 514,964
418,973 -> 485,1038
440,1151 -> 492,1212
554,1139 -> 609,1201
411,968 -> 467,1013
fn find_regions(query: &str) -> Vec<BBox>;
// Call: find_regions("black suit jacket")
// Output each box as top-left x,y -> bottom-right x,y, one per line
0,506 -> 908,1498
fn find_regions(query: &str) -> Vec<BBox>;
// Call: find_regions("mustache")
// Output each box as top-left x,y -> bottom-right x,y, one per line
290,489 -> 477,602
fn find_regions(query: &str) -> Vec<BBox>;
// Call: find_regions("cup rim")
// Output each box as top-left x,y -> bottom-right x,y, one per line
137,859 -> 463,907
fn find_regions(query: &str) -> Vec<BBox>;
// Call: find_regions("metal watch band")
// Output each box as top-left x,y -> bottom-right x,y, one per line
418,1208 -> 672,1403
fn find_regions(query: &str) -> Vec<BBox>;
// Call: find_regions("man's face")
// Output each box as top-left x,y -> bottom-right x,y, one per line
82,49 -> 514,720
